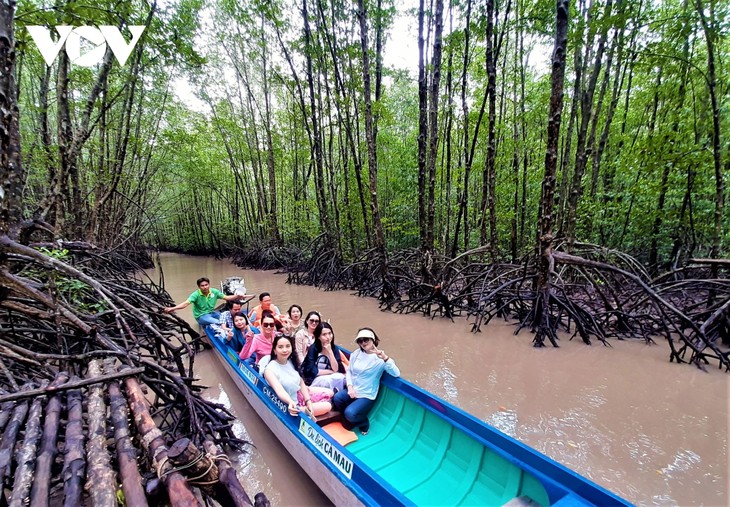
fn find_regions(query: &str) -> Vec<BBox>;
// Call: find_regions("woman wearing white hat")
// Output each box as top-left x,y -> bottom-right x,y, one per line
332,328 -> 400,435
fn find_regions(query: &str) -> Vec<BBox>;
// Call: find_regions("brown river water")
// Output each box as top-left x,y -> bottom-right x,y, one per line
147,252 -> 728,506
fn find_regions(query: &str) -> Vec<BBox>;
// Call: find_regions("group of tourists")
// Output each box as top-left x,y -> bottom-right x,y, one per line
164,277 -> 400,434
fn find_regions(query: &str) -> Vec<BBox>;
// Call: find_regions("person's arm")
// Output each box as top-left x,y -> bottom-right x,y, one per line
298,378 -> 314,417
333,348 -> 346,374
220,313 -> 233,340
263,366 -> 299,415
301,347 -> 317,382
317,348 -> 336,376
223,293 -> 254,303
239,336 -> 253,360
163,300 -> 191,313
382,355 -> 400,378
294,330 -> 307,363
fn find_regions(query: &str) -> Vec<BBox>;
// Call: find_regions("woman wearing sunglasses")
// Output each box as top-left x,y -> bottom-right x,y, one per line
239,310 -> 279,366
294,311 -> 321,363
332,328 -> 399,435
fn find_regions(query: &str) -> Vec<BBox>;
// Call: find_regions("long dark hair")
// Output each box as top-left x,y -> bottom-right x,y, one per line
304,311 -> 321,328
313,322 -> 335,353
270,334 -> 300,370
232,311 -> 249,327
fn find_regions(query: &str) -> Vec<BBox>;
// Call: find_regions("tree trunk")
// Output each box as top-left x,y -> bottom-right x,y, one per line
534,0 -> 570,347
563,0 -> 613,245
451,0 -> 473,258
425,0 -> 444,257
695,0 -> 724,260
357,0 -> 388,294
480,0 -> 498,257
417,0 -> 428,252
261,17 -> 281,244
0,0 -> 22,239
302,0 -> 334,246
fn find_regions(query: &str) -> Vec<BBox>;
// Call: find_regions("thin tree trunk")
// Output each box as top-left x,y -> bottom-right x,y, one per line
534,0 -> 570,347
357,0 -> 388,288
451,0 -> 473,258
303,0 -> 333,245
417,0 -> 428,251
563,0 -> 613,245
695,0 -> 724,260
261,16 -> 281,244
0,0 -> 23,238
425,0 -> 444,257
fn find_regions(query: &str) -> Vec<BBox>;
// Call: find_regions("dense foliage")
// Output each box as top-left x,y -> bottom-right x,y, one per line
11,0 -> 729,271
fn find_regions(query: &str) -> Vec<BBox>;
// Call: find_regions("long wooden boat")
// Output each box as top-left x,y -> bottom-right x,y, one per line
205,327 -> 630,506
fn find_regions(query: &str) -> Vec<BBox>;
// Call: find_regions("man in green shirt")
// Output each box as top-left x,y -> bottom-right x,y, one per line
164,277 -> 247,326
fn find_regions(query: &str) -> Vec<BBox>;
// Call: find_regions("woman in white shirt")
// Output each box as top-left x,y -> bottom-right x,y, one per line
332,328 -> 400,434
263,334 -> 332,418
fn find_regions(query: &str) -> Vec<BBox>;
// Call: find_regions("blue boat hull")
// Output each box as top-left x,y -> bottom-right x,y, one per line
205,328 -> 631,506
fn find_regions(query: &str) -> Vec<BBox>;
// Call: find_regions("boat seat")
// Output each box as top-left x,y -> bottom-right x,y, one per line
377,409 -> 452,491
347,388 -> 405,452
460,449 -> 525,505
404,428 -> 484,505
348,395 -> 425,470
315,410 -> 341,426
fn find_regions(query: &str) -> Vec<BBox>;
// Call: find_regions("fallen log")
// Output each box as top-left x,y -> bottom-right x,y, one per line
62,388 -> 86,507
168,438 -> 217,496
203,439 -> 253,507
0,400 -> 15,434
125,375 -> 200,506
0,388 -> 30,496
30,372 -> 69,507
85,360 -> 117,506
105,360 -> 147,507
9,394 -> 44,507
0,367 -> 146,404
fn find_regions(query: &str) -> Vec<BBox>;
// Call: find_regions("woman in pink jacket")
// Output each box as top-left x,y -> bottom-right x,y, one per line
239,311 -> 277,366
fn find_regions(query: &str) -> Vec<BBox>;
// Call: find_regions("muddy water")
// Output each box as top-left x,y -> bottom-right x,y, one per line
149,252 -> 728,506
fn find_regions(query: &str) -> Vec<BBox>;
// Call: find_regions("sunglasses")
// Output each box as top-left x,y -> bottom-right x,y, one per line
356,337 -> 372,343
262,322 -> 276,328
308,319 -> 320,324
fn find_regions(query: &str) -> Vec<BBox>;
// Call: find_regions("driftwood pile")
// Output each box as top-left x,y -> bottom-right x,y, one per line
0,360 -> 265,506
0,230 -> 269,504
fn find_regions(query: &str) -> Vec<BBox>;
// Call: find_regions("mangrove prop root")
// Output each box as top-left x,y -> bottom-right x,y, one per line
0,235 -> 248,448
242,240 -> 730,371
0,367 -> 146,404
